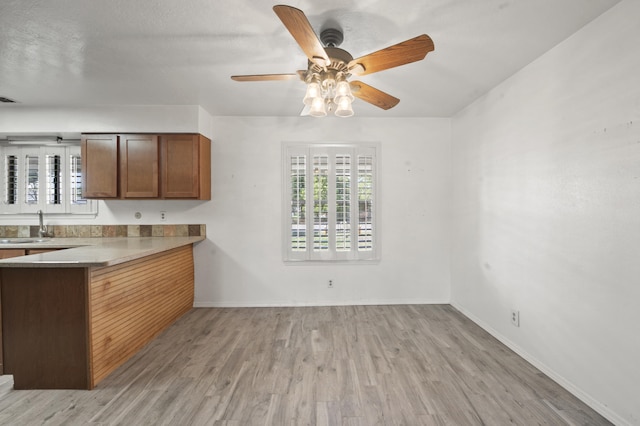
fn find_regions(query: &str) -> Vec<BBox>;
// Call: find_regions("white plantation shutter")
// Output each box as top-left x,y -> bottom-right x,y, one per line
25,152 -> 40,208
290,153 -> 307,253
312,153 -> 329,255
335,153 -> 351,253
42,147 -> 65,214
357,154 -> 374,251
0,144 -> 96,215
69,152 -> 85,205
45,153 -> 62,205
67,146 -> 93,213
2,148 -> 21,213
284,143 -> 378,262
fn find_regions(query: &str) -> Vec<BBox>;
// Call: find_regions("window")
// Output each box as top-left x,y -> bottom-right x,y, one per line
1,144 -> 97,215
283,143 -> 378,261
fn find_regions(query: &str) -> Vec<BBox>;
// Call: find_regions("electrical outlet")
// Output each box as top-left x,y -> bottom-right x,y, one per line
328,280 -> 333,288
160,211 -> 167,221
511,310 -> 520,327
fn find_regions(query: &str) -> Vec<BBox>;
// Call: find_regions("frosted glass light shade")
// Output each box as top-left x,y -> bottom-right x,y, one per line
309,97 -> 327,117
303,82 -> 321,106
335,96 -> 354,117
334,81 -> 354,103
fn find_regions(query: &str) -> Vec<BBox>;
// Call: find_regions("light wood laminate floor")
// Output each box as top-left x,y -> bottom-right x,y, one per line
0,305 -> 611,425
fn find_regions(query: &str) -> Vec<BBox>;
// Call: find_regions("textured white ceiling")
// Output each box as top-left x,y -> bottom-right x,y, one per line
0,0 -> 620,117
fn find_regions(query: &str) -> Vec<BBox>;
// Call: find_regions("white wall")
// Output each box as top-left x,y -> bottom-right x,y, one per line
195,116 -> 451,306
450,1 -> 640,425
0,105 -> 206,137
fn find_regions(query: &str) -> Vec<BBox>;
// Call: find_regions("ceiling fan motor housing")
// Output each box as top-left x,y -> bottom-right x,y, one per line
307,47 -> 353,78
320,28 -> 344,47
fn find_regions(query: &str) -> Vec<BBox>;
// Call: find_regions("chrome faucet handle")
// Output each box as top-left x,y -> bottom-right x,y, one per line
37,210 -> 50,238
38,226 -> 49,238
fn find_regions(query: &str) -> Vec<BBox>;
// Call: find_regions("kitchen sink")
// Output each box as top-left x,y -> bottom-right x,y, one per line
0,238 -> 51,244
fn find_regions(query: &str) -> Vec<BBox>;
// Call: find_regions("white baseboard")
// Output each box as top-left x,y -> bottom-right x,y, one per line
193,298 -> 450,308
450,302 -> 628,426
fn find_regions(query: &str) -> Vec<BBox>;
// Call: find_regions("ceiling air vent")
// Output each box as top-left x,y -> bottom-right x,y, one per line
0,96 -> 17,103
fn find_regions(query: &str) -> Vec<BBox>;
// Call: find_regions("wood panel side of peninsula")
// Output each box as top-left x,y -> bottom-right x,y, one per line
0,245 -> 194,389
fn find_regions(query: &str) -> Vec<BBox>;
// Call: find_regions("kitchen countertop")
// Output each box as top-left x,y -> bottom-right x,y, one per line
0,236 -> 205,268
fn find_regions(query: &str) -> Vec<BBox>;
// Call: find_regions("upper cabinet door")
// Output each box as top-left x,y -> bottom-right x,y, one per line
81,134 -> 119,198
120,134 -> 159,198
160,134 -> 211,200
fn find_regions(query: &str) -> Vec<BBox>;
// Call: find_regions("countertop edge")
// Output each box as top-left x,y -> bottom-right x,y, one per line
0,236 -> 205,268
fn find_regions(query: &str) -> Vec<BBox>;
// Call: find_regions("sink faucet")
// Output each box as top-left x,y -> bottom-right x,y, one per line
37,210 -> 50,238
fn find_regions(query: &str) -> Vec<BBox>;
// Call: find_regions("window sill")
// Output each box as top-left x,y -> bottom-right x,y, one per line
283,258 -> 380,266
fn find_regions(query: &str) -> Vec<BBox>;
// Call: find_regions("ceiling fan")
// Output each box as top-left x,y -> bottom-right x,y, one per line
231,5 -> 435,117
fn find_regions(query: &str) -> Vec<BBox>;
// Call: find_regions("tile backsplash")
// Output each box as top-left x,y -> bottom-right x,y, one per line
0,224 -> 206,238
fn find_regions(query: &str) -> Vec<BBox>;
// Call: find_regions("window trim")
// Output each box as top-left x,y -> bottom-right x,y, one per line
282,142 -> 380,263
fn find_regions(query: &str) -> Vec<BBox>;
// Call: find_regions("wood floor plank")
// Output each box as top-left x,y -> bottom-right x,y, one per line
0,305 -> 612,425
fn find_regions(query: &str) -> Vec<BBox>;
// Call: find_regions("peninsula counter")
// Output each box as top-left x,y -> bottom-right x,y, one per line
0,236 -> 203,389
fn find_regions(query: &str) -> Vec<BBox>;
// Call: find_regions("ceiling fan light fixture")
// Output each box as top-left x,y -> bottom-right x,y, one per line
309,97 -> 327,117
321,75 -> 336,94
302,70 -> 356,117
334,80 -> 354,103
335,96 -> 354,118
302,81 -> 322,105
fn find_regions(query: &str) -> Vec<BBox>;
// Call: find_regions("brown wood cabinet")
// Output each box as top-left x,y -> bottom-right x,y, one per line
81,134 -> 119,198
0,251 -> 18,374
120,134 -> 159,198
0,248 -> 58,374
81,133 -> 211,200
0,248 -> 59,257
25,249 -> 60,255
0,249 -> 26,259
160,134 -> 211,199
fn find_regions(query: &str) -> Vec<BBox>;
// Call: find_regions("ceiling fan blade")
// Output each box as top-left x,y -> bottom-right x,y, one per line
231,74 -> 300,82
273,5 -> 330,68
348,34 -> 434,76
350,81 -> 400,110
